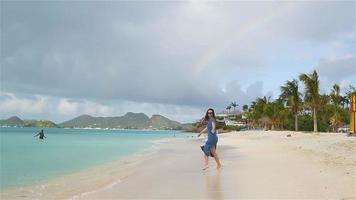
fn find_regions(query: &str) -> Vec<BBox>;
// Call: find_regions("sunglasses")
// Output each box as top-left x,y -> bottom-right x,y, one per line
208,112 -> 213,114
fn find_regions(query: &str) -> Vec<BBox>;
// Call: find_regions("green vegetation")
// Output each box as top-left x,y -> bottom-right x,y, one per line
1,113 -> 185,130
0,116 -> 58,128
280,79 -> 302,131
59,113 -> 183,130
24,120 -> 59,128
0,116 -> 24,127
149,114 -> 181,130
299,70 -> 321,132
245,70 -> 355,132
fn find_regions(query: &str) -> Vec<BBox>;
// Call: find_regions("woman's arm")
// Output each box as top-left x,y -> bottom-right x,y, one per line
197,127 -> 207,137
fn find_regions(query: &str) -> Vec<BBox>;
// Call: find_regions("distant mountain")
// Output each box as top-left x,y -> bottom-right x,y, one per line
59,112 -> 150,129
119,112 -> 150,129
60,113 -> 183,130
0,116 -> 24,127
1,113 -> 186,130
24,120 -> 59,128
149,114 -> 181,129
0,116 -> 59,128
181,123 -> 194,129
58,114 -> 98,128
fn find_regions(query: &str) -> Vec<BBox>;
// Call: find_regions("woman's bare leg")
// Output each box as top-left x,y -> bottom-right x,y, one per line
211,147 -> 221,169
202,155 -> 209,170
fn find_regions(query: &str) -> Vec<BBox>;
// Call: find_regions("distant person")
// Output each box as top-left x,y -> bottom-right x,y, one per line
198,108 -> 221,170
34,129 -> 46,140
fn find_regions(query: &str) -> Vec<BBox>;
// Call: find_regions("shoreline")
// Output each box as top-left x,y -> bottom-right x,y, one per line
0,137 -> 180,200
2,130 -> 356,199
80,130 -> 356,199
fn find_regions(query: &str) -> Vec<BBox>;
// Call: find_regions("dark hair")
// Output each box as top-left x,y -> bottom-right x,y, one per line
204,108 -> 215,122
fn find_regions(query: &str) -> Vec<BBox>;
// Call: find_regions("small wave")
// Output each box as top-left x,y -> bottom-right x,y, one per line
68,179 -> 122,200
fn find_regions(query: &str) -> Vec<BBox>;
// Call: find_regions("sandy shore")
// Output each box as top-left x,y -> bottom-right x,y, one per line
78,130 -> 356,199
2,131 -> 356,199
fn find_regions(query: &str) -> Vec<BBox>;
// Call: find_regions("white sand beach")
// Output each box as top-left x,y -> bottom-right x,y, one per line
2,130 -> 356,199
78,131 -> 356,200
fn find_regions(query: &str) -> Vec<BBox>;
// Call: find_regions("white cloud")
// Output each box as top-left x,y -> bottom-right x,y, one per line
1,1 -> 355,122
2,1 -> 354,106
316,55 -> 356,93
0,93 -> 49,116
57,99 -> 79,116
0,93 -> 209,123
81,101 -> 113,117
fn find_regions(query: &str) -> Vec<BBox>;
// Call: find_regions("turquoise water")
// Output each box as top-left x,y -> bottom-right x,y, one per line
0,127 -> 190,191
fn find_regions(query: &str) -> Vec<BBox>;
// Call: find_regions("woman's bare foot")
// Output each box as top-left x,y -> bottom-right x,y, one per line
216,164 -> 222,169
202,165 -> 209,170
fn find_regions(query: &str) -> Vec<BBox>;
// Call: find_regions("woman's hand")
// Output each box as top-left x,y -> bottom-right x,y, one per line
197,131 -> 203,137
198,127 -> 207,137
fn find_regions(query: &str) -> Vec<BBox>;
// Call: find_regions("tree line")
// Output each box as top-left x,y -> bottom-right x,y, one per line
243,70 -> 355,132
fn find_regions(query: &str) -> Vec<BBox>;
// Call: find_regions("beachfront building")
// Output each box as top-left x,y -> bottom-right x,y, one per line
216,112 -> 247,127
225,119 -> 246,127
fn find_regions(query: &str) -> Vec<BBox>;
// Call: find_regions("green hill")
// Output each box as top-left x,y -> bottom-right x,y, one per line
58,114 -> 97,128
1,113 -> 185,130
59,112 -> 183,130
0,116 -> 25,127
24,120 -> 59,128
59,112 -> 150,129
0,116 -> 60,128
149,114 -> 181,129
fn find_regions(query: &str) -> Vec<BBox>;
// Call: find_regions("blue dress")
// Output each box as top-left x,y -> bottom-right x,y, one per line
200,118 -> 218,157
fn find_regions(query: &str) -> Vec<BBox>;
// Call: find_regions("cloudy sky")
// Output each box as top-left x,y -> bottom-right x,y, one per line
1,1 -> 355,123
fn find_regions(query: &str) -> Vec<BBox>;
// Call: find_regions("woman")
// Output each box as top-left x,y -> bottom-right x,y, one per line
198,108 -> 222,170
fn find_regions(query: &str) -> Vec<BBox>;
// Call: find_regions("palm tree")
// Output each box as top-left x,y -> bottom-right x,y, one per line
340,96 -> 349,109
271,100 -> 290,130
263,102 -> 275,130
242,105 -> 249,112
330,111 -> 343,132
247,101 -> 257,128
330,84 -> 343,132
230,102 -> 238,112
330,84 -> 341,107
280,79 -> 302,131
263,96 -> 271,104
247,96 -> 274,130
256,97 -> 269,129
226,105 -> 232,113
299,70 -> 321,132
346,85 -> 356,107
